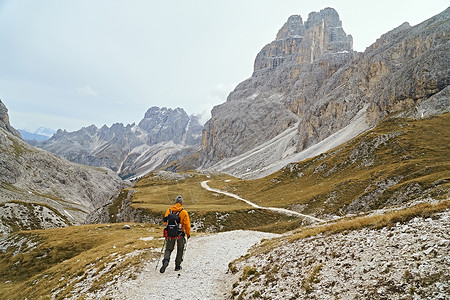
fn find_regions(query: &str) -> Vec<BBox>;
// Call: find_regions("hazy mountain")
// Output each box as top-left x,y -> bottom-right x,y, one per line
18,127 -> 55,143
0,99 -> 124,234
200,7 -> 450,178
34,126 -> 56,137
36,107 -> 203,180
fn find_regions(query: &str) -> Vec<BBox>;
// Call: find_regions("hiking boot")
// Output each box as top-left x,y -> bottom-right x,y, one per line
175,265 -> 182,271
159,260 -> 169,273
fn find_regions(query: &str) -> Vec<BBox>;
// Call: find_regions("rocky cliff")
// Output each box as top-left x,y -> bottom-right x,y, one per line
0,101 -> 124,234
201,7 -> 450,178
37,107 -> 202,180
0,99 -> 21,138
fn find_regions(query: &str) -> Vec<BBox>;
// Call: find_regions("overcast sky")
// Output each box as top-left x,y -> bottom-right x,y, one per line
1,0 -> 448,132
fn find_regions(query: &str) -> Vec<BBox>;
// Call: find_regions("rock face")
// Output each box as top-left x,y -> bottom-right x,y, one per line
200,7 -> 450,178
0,102 -> 124,234
0,99 -> 21,138
37,107 -> 202,179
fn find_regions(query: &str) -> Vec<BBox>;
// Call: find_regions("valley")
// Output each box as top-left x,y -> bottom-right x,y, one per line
0,5 -> 449,300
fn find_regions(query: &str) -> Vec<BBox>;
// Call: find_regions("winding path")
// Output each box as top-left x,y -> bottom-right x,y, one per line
201,180 -> 324,223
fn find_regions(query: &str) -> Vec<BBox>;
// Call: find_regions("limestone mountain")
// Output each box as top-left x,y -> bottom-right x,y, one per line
0,100 -> 124,234
37,107 -> 203,180
200,7 -> 450,178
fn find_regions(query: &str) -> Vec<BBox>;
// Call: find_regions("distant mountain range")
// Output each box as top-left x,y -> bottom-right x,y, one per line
35,107 -> 203,180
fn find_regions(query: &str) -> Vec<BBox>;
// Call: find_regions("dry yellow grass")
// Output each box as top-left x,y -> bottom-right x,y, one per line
131,172 -> 251,213
128,172 -> 309,233
238,199 -> 450,263
0,223 -> 163,300
289,199 -> 450,242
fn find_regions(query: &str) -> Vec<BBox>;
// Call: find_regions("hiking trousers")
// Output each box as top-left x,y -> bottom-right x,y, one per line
163,236 -> 186,266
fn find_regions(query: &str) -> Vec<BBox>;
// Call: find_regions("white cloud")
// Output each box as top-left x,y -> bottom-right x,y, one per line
76,86 -> 98,96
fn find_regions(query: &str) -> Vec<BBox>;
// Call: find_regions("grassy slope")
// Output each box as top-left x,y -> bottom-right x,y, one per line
0,223 -> 162,300
128,172 -> 307,233
131,173 -> 248,212
207,114 -> 450,217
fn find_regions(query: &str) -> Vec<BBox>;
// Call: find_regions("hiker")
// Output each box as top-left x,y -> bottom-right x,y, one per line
160,195 -> 191,273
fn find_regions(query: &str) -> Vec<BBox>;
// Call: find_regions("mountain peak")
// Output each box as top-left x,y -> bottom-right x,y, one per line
305,7 -> 341,28
276,15 -> 304,40
143,106 -> 185,119
254,7 -> 353,72
34,127 -> 56,137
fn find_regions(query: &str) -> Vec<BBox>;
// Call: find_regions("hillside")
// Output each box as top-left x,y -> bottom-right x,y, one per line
0,100 -> 124,234
0,223 -> 161,299
229,201 -> 449,299
207,113 -> 450,219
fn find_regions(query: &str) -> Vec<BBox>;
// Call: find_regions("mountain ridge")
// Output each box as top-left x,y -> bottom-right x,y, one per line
36,106 -> 203,179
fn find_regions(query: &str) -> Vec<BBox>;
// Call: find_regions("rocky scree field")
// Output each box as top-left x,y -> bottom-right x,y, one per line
229,200 -> 449,300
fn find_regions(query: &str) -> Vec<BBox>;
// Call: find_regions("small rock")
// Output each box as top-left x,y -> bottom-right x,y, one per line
424,247 -> 435,255
123,225 -> 131,230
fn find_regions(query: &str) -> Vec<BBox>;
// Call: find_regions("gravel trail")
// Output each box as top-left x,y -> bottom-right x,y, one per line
201,180 -> 324,222
109,230 -> 278,299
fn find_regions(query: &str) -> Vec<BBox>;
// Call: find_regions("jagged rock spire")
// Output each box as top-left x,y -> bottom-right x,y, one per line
254,7 -> 353,71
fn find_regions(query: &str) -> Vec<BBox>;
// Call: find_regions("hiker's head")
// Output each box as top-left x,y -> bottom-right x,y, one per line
175,195 -> 183,204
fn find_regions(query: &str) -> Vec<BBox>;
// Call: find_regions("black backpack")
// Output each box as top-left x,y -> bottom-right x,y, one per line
164,209 -> 183,238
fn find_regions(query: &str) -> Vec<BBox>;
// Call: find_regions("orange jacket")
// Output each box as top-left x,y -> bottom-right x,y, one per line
164,203 -> 191,236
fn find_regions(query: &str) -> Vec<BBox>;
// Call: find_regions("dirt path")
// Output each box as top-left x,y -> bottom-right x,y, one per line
201,180 -> 324,222
108,230 -> 278,299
